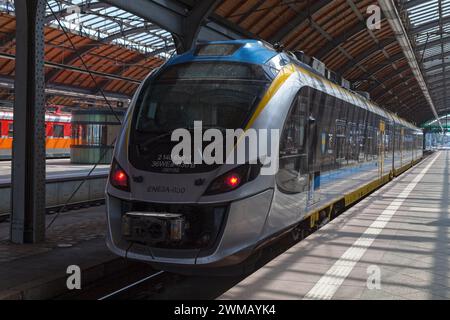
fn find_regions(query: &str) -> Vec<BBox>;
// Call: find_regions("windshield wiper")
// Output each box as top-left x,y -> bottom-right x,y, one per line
137,126 -> 229,149
137,131 -> 173,148
187,125 -> 228,132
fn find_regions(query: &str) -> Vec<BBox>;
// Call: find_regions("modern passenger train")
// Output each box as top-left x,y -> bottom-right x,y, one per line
106,40 -> 423,273
0,106 -> 72,159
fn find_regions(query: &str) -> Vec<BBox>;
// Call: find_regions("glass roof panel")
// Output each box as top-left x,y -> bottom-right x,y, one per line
405,0 -> 450,113
44,0 -> 175,59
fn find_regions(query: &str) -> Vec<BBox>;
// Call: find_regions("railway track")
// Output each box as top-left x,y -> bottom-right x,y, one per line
0,198 -> 106,223
66,228 -> 305,300
97,271 -> 167,300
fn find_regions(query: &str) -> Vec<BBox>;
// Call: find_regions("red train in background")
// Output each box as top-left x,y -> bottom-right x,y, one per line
0,105 -> 72,160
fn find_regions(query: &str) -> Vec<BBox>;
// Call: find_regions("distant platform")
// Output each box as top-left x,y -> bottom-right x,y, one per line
0,159 -> 110,217
0,159 -> 110,184
221,151 -> 450,300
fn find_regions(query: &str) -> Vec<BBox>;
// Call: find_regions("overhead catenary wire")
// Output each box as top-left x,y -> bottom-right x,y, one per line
45,0 -> 126,230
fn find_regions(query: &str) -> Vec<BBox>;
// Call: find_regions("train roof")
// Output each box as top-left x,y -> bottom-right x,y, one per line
166,40 -> 278,66
288,52 -> 422,132
165,40 -> 421,132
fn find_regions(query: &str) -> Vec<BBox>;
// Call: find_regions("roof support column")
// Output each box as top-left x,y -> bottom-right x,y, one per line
10,0 -> 46,244
177,0 -> 222,52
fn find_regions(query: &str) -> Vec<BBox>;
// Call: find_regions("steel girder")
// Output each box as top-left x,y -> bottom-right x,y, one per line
11,0 -> 46,244
102,0 -> 241,52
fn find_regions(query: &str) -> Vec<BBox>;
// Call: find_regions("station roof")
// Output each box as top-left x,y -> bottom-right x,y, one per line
422,113 -> 450,131
214,0 -> 436,125
0,0 -> 175,109
0,0 -> 447,126
404,0 -> 450,119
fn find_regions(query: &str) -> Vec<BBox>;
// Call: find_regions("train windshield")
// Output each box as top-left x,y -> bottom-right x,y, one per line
134,62 -> 270,134
130,61 -> 271,173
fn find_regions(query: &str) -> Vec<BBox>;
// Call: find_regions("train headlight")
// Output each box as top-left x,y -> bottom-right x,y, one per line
204,164 -> 261,195
110,159 -> 130,192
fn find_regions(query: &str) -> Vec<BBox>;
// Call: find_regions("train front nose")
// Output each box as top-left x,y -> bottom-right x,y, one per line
105,187 -> 274,268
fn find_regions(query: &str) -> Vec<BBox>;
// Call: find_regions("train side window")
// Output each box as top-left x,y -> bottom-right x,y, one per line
335,119 -> 346,164
53,124 -> 65,138
8,123 -> 13,138
276,91 -> 308,194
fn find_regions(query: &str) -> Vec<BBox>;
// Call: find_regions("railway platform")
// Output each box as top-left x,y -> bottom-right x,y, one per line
0,206 -> 128,299
220,150 -> 450,300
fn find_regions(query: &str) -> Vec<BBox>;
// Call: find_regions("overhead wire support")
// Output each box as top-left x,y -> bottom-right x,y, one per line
45,0 -> 125,229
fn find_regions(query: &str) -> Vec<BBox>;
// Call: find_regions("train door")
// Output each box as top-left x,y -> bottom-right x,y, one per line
379,120 -> 385,177
307,110 -> 319,205
307,88 -> 324,206
277,94 -> 309,196
400,128 -> 404,167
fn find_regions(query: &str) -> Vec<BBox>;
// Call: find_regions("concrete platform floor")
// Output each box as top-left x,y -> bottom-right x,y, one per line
0,206 -> 116,299
221,150 -> 450,300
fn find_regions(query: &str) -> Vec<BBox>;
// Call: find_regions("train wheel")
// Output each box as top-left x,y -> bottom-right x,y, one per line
291,226 -> 302,242
291,223 -> 308,242
317,210 -> 330,228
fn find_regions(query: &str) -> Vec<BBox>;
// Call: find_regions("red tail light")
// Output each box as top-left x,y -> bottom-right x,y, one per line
110,159 -> 130,192
225,174 -> 241,188
204,164 -> 261,196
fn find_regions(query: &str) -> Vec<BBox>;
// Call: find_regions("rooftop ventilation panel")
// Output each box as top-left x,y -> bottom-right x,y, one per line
312,58 -> 326,76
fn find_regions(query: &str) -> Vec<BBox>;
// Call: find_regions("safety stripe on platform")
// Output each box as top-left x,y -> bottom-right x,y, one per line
303,152 -> 441,300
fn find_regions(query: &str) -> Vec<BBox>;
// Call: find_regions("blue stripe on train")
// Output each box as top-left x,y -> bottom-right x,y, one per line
319,159 -> 383,187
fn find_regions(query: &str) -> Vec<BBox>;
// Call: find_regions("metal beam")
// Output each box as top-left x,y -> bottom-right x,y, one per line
403,0 -> 431,10
422,50 -> 450,63
268,0 -> 332,44
367,64 -> 411,91
0,75 -> 132,103
44,42 -> 97,83
102,0 -> 240,51
179,0 -> 222,52
44,30 -> 171,83
102,25 -> 161,42
409,15 -> 450,34
96,0 -> 185,35
428,82 -> 450,92
92,49 -> 170,94
416,35 -> 450,50
437,0 -> 447,117
426,73 -> 450,84
315,22 -> 367,60
270,0 -> 410,112
364,52 -> 405,78
11,0 -> 46,244
0,31 -> 16,51
379,0 -> 442,129
0,52 -> 142,84
208,13 -> 257,40
373,78 -> 417,100
423,61 -> 450,73
383,90 -> 425,108
336,38 -> 397,74
45,2 -> 110,24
